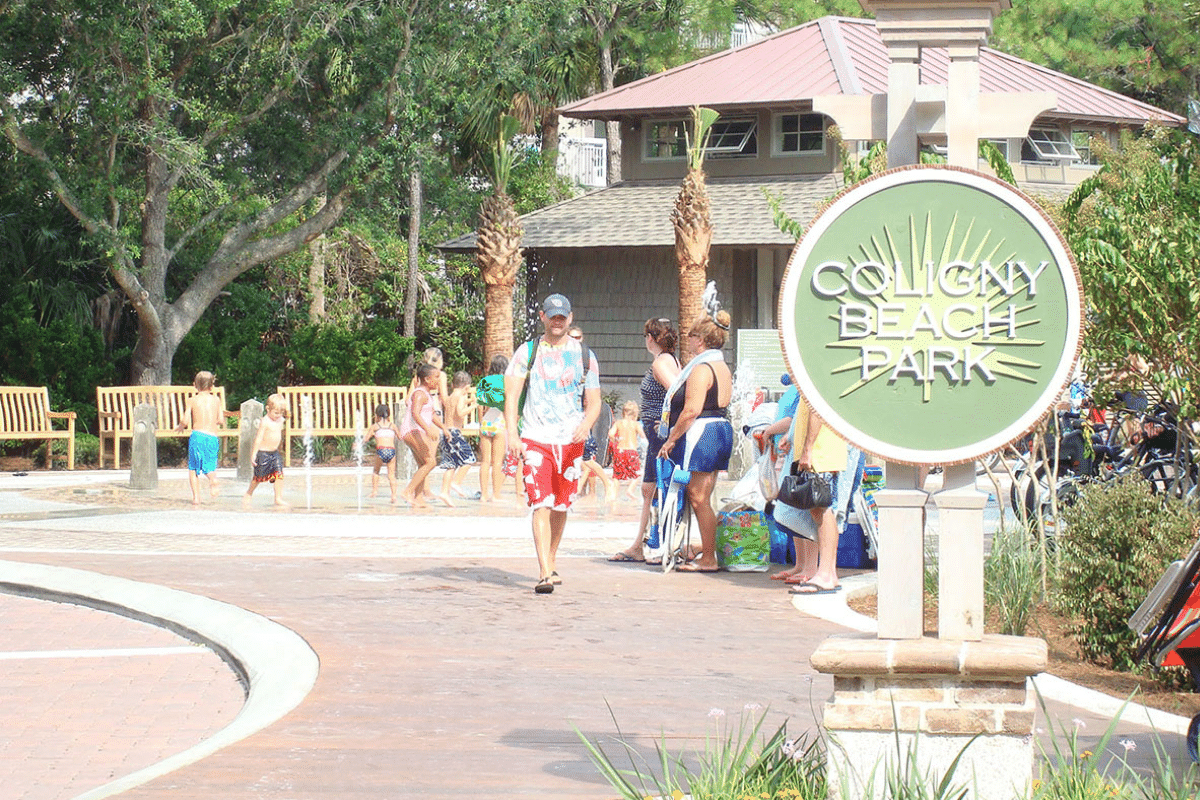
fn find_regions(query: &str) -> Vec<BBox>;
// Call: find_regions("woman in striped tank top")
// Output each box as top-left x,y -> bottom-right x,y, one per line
609,317 -> 680,563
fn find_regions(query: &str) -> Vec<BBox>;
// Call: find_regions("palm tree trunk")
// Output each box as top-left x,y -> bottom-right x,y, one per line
673,167 -> 712,359
484,282 -> 515,363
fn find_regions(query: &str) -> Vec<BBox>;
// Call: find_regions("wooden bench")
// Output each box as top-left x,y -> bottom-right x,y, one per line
277,385 -> 409,466
0,386 -> 77,469
96,385 -> 240,470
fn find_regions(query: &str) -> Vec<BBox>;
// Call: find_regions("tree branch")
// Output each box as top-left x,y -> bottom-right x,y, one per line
211,147 -> 350,266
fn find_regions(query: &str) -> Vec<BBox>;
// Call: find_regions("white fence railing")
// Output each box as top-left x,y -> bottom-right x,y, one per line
557,137 -> 607,188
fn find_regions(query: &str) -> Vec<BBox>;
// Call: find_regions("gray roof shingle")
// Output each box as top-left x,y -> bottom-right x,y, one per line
438,174 -> 840,252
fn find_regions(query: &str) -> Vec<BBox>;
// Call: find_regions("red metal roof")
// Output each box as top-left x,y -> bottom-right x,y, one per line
560,16 -> 1185,127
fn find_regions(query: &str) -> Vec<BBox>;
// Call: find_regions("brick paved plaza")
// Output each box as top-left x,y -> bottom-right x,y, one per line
0,468 -> 1189,800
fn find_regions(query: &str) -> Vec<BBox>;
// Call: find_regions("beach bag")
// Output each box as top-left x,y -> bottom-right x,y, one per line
476,375 -> 505,409
716,505 -> 769,572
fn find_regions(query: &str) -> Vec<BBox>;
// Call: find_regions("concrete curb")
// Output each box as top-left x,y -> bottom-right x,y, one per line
790,571 -> 1192,737
0,559 -> 319,800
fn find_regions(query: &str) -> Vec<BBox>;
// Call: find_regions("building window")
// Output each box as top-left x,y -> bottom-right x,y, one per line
707,118 -> 757,158
645,119 -> 688,160
985,139 -> 1010,160
774,113 -> 825,156
1072,129 -> 1103,165
1023,128 -> 1080,162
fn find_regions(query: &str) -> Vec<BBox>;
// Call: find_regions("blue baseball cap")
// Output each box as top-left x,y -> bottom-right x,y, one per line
542,294 -> 572,317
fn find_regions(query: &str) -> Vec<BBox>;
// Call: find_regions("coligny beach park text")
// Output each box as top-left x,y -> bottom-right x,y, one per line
811,259 -> 1050,386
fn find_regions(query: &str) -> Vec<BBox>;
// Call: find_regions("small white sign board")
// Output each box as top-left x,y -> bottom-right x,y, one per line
736,329 -> 789,390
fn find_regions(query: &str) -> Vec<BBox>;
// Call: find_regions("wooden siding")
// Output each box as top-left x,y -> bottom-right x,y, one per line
528,246 -> 786,383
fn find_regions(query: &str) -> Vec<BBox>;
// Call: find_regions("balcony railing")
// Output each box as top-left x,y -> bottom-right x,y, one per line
557,137 -> 607,188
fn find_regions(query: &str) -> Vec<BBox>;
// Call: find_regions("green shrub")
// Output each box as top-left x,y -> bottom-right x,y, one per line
1056,474 -> 1200,670
0,295 -> 122,431
32,434 -> 101,468
285,319 -> 416,387
984,523 -> 1043,636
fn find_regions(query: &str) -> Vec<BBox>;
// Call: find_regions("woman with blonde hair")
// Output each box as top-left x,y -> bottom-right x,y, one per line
656,292 -> 734,572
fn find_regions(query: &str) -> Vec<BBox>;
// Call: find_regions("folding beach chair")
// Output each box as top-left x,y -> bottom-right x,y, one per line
655,456 -> 692,573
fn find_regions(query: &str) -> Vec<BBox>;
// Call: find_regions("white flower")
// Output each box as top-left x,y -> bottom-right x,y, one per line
1072,718 -> 1087,730
1119,738 -> 1136,752
744,702 -> 763,712
708,707 -> 725,719
781,739 -> 797,758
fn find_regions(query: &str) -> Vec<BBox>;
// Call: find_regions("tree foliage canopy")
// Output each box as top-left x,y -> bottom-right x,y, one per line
1063,127 -> 1200,424
0,0 -> 444,382
994,0 -> 1200,115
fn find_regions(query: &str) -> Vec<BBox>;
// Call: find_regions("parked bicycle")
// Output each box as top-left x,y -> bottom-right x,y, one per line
1010,399 -> 1197,530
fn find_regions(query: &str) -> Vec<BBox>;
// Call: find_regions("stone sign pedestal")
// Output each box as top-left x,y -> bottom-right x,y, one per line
812,633 -> 1046,800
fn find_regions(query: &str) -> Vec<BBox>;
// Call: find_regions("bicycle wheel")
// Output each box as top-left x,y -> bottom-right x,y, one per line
1141,459 -> 1176,496
659,480 -> 691,573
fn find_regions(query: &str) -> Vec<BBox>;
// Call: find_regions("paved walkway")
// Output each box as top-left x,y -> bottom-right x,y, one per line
0,467 -> 1192,800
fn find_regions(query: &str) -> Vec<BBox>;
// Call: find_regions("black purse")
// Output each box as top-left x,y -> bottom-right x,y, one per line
777,469 -> 832,510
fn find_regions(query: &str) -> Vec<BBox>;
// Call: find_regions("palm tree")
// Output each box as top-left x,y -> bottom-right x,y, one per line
476,115 -> 525,363
671,105 -> 719,358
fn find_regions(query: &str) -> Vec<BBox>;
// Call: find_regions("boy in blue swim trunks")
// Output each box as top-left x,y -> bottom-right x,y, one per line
175,371 -> 224,505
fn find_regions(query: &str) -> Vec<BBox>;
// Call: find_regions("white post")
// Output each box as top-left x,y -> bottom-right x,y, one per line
884,41 -> 921,168
946,44 -> 982,168
936,461 -> 986,640
876,461 -> 927,639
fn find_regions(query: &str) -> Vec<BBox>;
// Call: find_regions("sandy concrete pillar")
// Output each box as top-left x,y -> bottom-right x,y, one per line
812,632 -> 1045,800
876,461 -> 927,639
935,461 -> 987,640
129,403 -> 158,490
884,42 -> 921,168
947,44 -> 982,168
239,399 -> 263,482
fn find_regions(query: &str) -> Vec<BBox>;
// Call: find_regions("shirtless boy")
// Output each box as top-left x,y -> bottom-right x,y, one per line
439,371 -> 478,502
607,401 -> 644,502
244,393 -> 289,508
175,371 -> 223,505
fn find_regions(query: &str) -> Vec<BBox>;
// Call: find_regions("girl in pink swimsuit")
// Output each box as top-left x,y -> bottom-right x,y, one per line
401,364 -> 445,508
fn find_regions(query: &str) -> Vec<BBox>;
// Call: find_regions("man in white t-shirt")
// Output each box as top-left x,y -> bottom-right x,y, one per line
504,293 -> 602,594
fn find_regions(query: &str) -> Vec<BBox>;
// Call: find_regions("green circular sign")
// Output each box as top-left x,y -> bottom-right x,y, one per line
778,167 -> 1082,465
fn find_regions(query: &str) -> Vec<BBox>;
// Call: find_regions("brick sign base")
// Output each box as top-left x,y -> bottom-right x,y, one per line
812,633 -> 1048,800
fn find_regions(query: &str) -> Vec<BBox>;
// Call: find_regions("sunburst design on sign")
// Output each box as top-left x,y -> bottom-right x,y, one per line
818,211 -> 1046,402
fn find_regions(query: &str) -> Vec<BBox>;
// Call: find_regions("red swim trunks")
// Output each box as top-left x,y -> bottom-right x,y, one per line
519,439 -> 585,511
611,447 -> 641,481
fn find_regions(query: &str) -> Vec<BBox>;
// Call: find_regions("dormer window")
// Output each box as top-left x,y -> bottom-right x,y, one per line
645,117 -> 759,160
773,112 -> 825,156
645,120 -> 688,160
707,118 -> 758,158
1023,128 -> 1080,162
